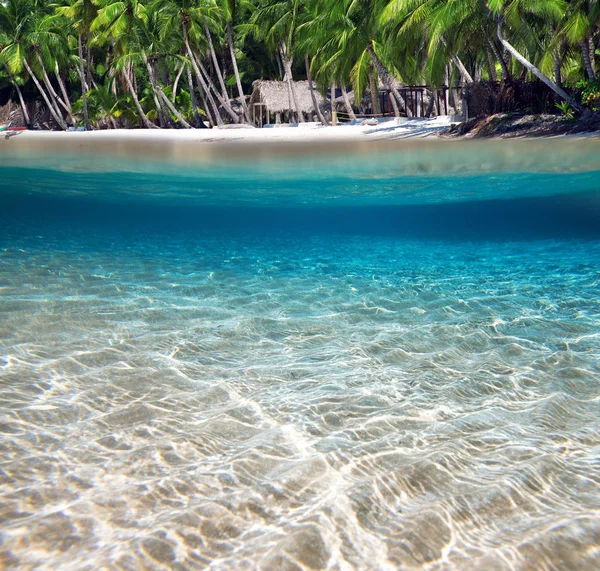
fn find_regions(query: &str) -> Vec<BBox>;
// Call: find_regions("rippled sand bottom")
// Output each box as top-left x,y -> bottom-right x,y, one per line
1,227 -> 600,570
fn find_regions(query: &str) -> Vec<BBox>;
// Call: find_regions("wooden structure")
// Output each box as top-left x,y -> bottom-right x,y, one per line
249,80 -> 326,125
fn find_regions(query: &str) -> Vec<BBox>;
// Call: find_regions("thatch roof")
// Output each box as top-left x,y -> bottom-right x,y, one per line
249,80 -> 325,114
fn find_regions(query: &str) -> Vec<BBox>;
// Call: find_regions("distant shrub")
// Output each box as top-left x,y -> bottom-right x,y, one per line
576,79 -> 600,111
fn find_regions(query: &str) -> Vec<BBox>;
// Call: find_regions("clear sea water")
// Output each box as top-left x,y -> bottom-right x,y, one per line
1,137 -> 600,570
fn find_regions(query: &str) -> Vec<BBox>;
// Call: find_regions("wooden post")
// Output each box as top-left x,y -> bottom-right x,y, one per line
332,111 -> 337,126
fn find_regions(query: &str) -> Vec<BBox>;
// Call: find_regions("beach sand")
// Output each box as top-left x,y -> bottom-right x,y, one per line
2,117 -> 454,145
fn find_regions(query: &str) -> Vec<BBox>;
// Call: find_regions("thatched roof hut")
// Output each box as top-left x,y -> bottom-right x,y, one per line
249,80 -> 325,121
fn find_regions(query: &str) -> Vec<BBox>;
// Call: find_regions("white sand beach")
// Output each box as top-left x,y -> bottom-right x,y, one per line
2,116 -> 455,145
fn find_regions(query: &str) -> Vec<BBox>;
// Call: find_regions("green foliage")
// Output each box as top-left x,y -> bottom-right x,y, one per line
1,0 -> 599,128
555,100 -> 575,118
576,78 -> 600,111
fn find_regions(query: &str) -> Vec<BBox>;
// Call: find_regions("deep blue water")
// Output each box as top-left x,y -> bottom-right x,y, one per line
1,139 -> 600,570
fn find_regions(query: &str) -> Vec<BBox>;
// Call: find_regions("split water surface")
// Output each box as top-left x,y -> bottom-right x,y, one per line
1,136 -> 600,569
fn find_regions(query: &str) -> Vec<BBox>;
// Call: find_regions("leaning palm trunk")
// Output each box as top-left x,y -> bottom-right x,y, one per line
142,52 -> 171,127
78,35 -> 91,130
5,65 -> 31,126
182,23 -> 223,126
388,89 -> 400,116
195,57 -> 239,122
450,54 -> 473,83
496,20 -> 585,113
55,63 -> 76,125
305,56 -> 327,125
580,41 -> 596,80
280,40 -> 304,122
227,22 -> 250,122
22,59 -> 67,129
340,85 -> 356,121
439,37 -> 473,84
186,65 -> 206,127
36,61 -> 67,122
205,26 -> 229,102
366,42 -> 411,117
157,89 -> 192,128
123,66 -> 159,129
172,64 -> 184,103
143,54 -> 192,129
35,52 -> 72,123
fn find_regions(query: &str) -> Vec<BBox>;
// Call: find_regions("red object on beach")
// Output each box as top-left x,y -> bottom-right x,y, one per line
8,127 -> 28,131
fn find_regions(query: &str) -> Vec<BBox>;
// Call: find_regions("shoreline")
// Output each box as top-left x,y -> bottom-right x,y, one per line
1,117 -> 454,144
2,117 -> 600,181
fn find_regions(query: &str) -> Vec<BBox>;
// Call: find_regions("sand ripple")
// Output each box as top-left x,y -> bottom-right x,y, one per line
1,230 -> 600,570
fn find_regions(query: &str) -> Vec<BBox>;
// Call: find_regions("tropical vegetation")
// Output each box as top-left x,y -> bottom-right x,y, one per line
0,0 -> 598,129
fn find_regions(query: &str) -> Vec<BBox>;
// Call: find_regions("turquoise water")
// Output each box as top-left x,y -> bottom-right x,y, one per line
1,139 -> 600,569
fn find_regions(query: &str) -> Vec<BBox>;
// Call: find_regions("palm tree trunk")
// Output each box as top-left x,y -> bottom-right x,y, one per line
341,85 -> 356,120
424,89 -> 435,117
485,44 -> 498,82
486,37 -> 511,81
186,65 -> 206,127
227,22 -> 250,122
35,52 -> 71,122
280,40 -> 304,122
305,55 -> 327,125
581,40 -> 595,79
452,54 -> 473,84
123,65 -> 159,129
5,65 -> 31,126
55,65 -> 76,126
388,89 -> 400,117
205,25 -> 229,101
157,89 -> 192,128
196,57 -> 239,122
496,20 -> 585,113
369,63 -> 381,115
78,34 -> 91,130
35,57 -> 67,123
86,44 -> 92,86
588,35 -> 596,77
366,42 -> 411,117
439,36 -> 473,84
142,52 -> 171,127
182,23 -> 223,126
553,50 -> 562,86
23,59 -> 67,129
444,65 -> 451,112
143,56 -> 191,129
330,84 -> 335,123
172,64 -> 184,103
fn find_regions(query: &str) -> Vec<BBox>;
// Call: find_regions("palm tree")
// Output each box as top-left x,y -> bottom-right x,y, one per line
92,0 -> 164,127
56,0 -> 98,129
248,0 -> 306,122
380,0 -> 586,113
559,0 -> 599,79
491,0 -> 586,112
219,0 -> 250,121
0,8 -> 32,126
0,0 -> 68,129
158,0 -> 244,125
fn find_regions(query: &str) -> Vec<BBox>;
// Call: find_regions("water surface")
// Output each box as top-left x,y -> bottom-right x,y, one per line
1,137 -> 600,570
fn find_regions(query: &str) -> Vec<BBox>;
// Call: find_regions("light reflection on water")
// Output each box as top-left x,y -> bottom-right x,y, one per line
1,139 -> 600,569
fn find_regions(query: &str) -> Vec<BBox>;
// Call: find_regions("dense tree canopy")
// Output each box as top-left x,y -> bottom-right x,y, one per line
0,0 -> 598,128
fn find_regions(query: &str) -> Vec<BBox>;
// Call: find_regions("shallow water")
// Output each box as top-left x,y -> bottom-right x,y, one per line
1,138 -> 600,570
